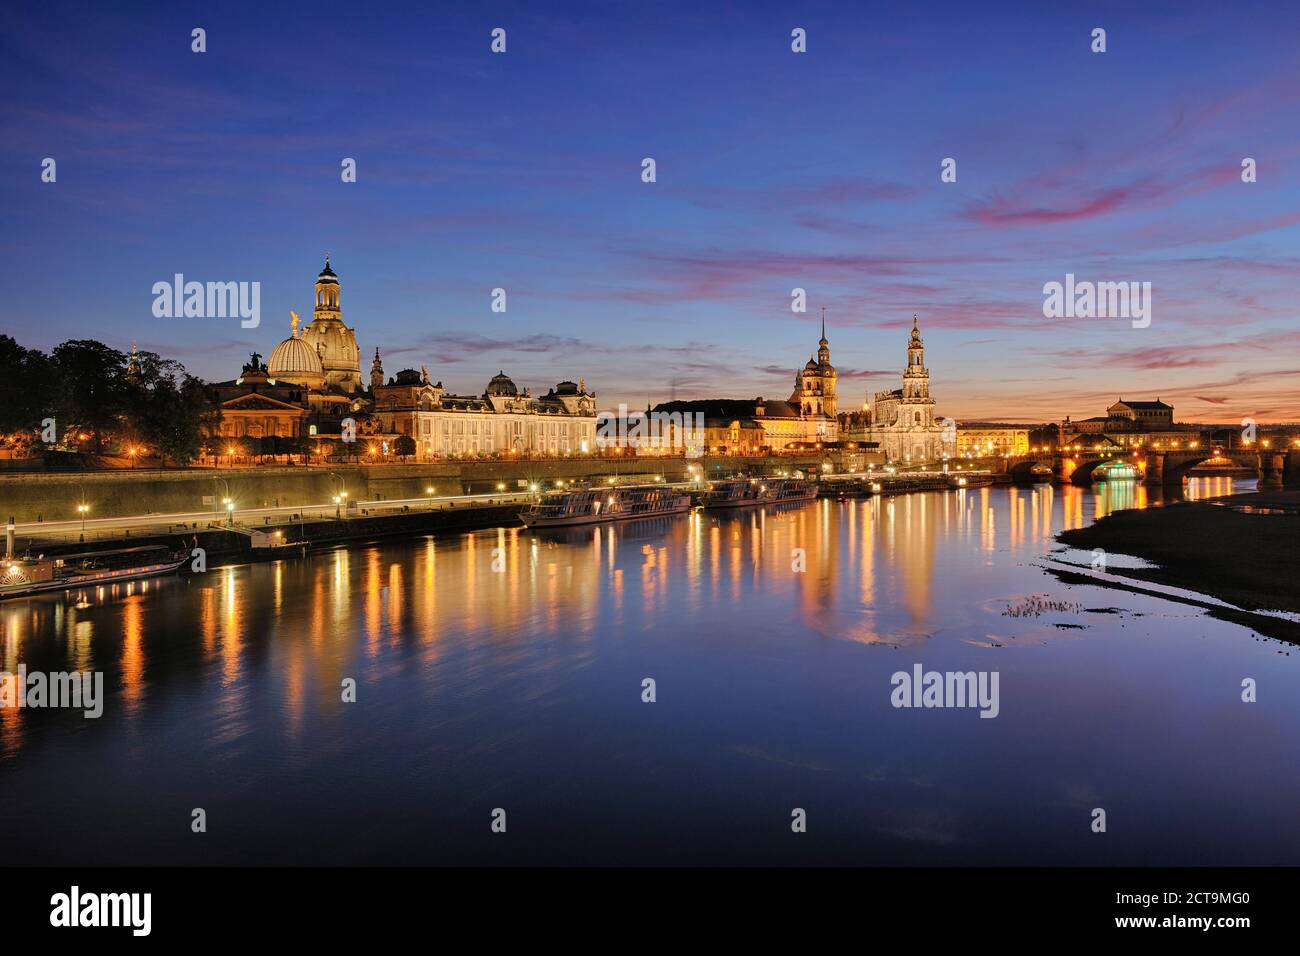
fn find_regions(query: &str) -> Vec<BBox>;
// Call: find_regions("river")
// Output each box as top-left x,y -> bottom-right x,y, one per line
3,476 -> 1297,865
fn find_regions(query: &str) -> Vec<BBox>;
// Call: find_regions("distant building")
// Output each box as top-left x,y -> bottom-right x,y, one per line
372,367 -> 597,458
651,319 -> 839,454
956,424 -> 1031,457
856,315 -> 954,464
649,398 -> 807,455
1061,397 -> 1193,449
294,256 -> 363,394
1108,398 -> 1174,428
215,257 -> 370,442
209,354 -> 310,441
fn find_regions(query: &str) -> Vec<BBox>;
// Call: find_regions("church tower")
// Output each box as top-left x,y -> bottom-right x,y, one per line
371,348 -> 384,391
903,314 -> 929,401
817,310 -> 836,417
298,255 -> 363,394
792,310 -> 837,417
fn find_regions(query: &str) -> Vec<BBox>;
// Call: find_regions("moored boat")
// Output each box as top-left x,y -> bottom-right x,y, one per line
700,478 -> 817,509
1,544 -> 192,601
1091,462 -> 1140,482
520,485 -> 692,528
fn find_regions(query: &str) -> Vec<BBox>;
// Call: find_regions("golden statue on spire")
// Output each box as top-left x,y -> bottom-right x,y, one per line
289,311 -> 301,336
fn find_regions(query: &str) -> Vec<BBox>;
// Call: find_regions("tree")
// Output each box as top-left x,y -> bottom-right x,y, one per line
394,435 -> 416,460
282,433 -> 312,463
51,340 -> 128,454
0,336 -> 61,444
131,364 -> 220,467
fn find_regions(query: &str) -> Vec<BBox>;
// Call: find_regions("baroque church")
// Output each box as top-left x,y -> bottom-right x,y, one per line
844,315 -> 953,464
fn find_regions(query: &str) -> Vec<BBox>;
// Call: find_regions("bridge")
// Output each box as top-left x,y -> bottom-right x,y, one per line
1002,446 -> 1300,488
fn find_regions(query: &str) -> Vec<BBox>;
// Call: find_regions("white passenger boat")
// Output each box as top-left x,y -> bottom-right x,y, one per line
520,485 -> 692,528
1,545 -> 192,601
700,478 -> 817,509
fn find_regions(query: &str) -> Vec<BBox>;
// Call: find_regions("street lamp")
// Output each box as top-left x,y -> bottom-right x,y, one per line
225,499 -> 235,527
333,494 -> 342,519
213,477 -> 231,516
77,503 -> 89,532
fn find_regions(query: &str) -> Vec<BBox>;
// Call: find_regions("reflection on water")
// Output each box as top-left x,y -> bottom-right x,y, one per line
3,476 -> 1297,865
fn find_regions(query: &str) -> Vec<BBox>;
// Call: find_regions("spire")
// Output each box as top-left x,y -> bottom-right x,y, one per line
821,306 -> 826,341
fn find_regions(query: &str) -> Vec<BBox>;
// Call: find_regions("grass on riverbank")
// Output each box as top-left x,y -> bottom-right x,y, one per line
1056,490 -> 1300,615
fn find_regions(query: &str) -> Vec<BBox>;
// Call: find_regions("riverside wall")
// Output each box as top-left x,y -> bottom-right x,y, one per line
0,453 -> 874,523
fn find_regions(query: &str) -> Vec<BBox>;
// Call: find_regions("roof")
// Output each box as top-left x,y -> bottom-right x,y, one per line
1113,399 -> 1172,409
652,398 -> 803,421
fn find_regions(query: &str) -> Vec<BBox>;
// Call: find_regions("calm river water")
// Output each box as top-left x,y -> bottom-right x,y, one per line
3,477 -> 1297,865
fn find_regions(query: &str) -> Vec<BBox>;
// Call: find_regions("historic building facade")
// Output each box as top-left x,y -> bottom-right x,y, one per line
371,366 -> 598,458
855,316 -> 953,464
792,315 -> 838,418
209,354 -> 310,441
210,257 -> 597,457
955,424 -> 1031,457
650,320 -> 839,454
1060,398 -> 1191,449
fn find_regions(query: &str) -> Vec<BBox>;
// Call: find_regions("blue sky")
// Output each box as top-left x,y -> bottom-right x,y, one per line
2,0 -> 1298,422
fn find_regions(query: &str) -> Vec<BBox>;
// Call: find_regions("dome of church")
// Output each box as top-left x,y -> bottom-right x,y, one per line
486,370 -> 518,396
269,332 -> 325,386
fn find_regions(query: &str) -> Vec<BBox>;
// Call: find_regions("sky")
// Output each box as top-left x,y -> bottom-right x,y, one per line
2,0 -> 1298,423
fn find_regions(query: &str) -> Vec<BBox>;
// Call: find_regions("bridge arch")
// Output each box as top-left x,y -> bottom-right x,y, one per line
1154,450 -> 1258,486
1063,457 -> 1124,486
1008,459 -> 1053,483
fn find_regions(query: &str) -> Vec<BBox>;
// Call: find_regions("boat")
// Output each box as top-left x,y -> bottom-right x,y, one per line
1,544 -> 192,600
700,478 -> 817,509
1091,462 -> 1140,482
520,485 -> 692,528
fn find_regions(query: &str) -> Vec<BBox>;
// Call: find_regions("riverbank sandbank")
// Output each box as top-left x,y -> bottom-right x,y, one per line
1055,490 -> 1300,625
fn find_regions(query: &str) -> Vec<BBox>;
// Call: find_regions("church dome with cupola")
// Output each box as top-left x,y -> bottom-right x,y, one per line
485,370 -> 519,397
268,313 -> 325,388
297,254 -> 363,393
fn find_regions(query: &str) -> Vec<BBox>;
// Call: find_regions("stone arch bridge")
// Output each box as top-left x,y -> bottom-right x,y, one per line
1003,447 -> 1298,488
